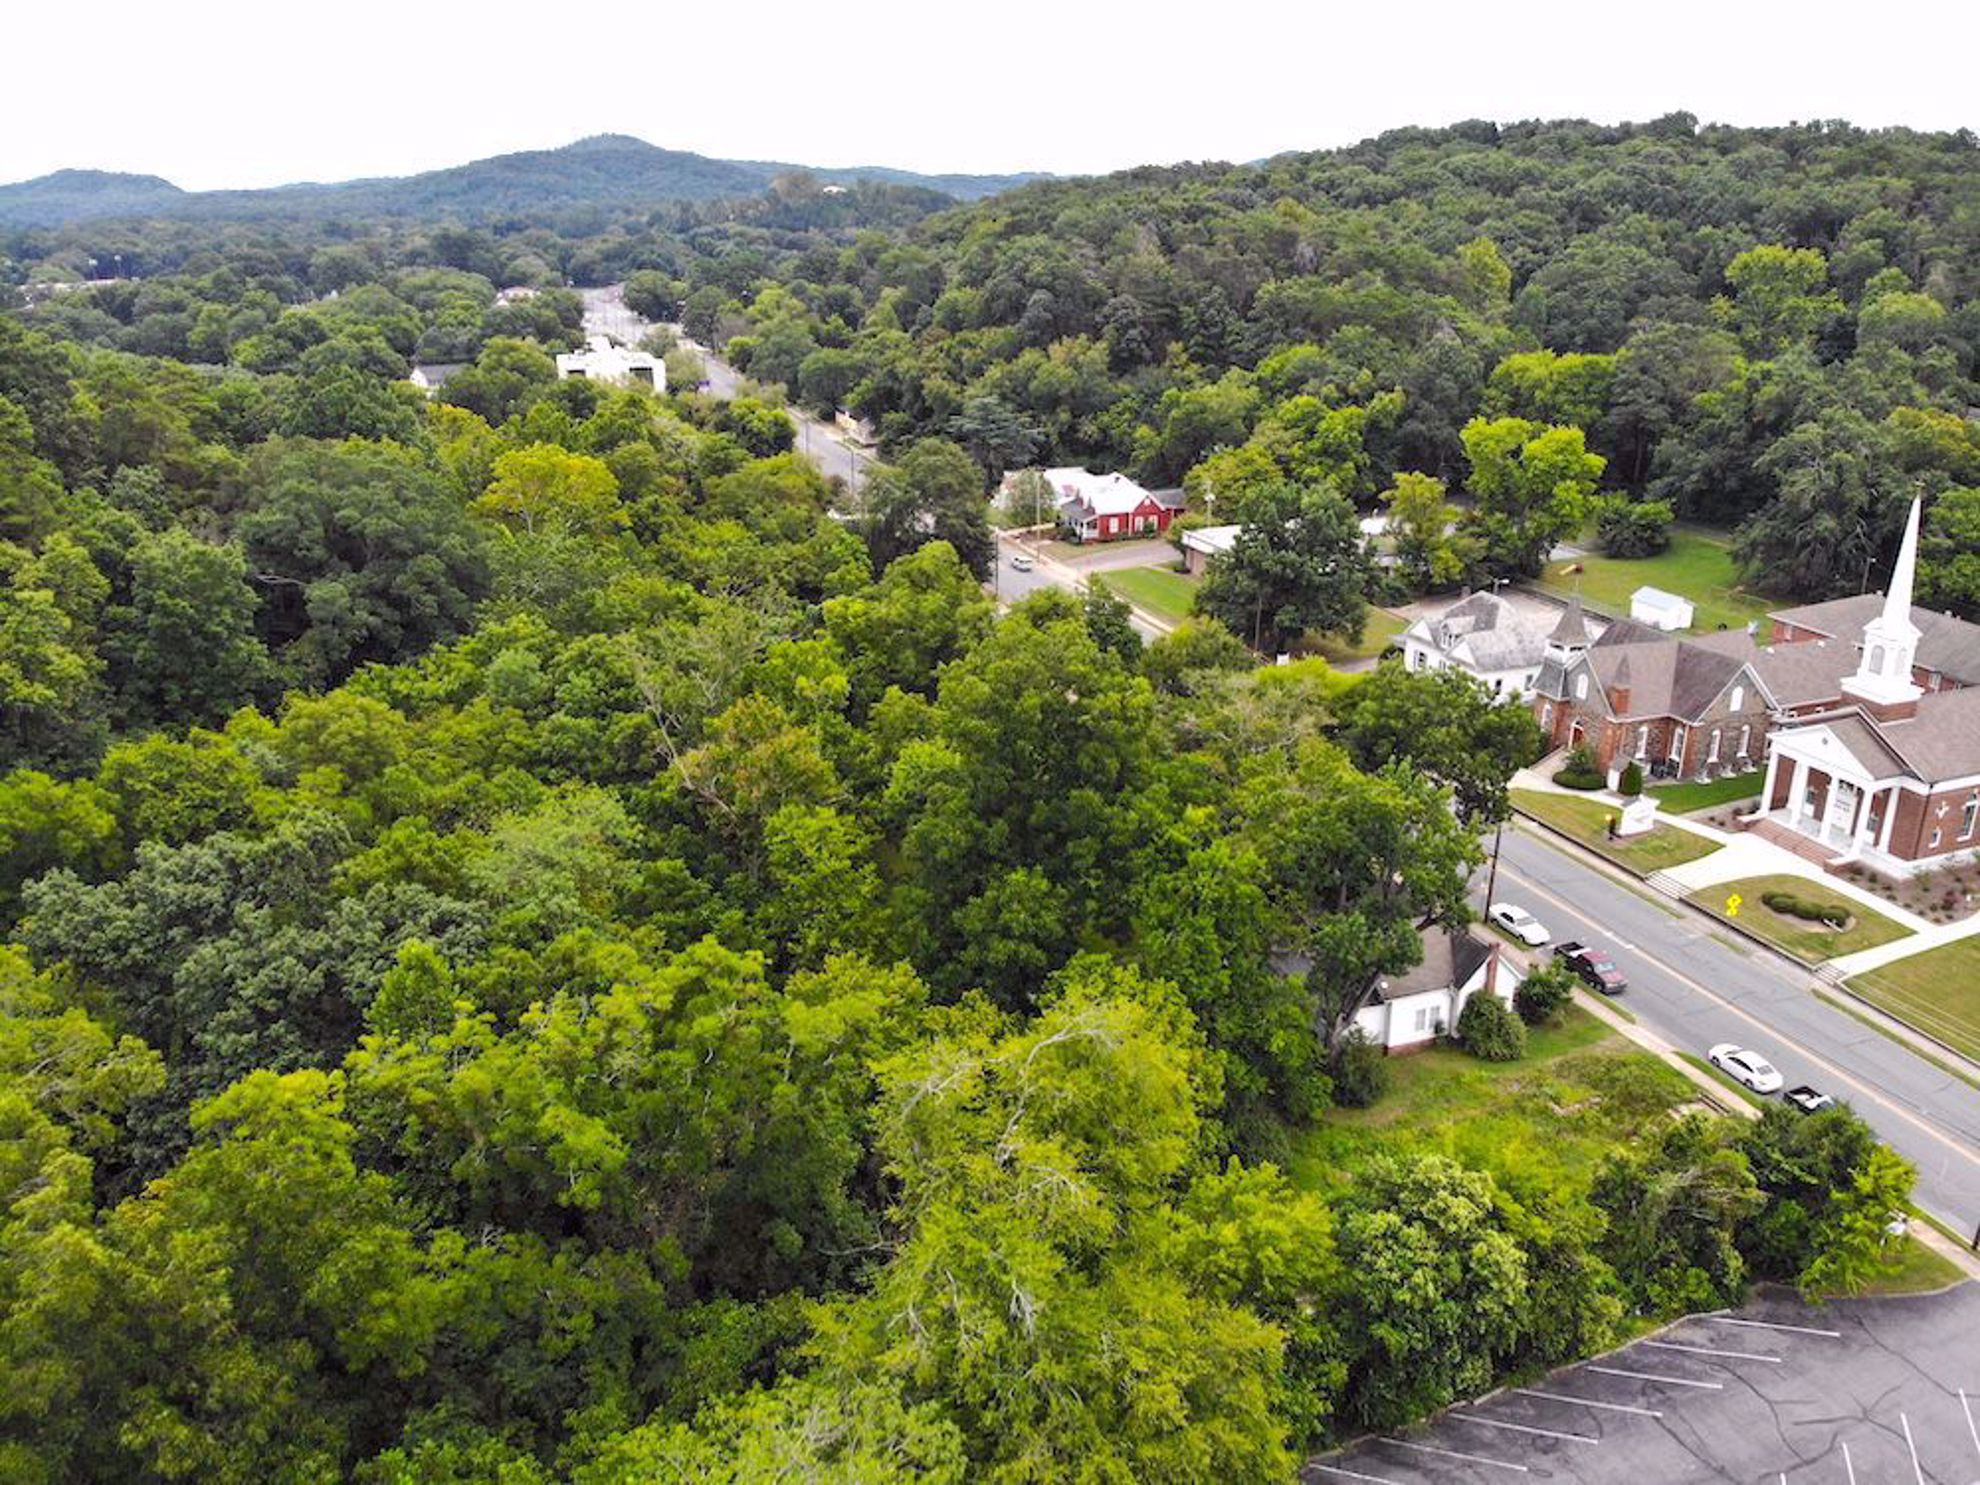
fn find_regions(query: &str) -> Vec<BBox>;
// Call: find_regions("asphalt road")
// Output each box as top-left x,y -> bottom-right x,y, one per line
1485,823 -> 1980,1236
1310,1282 -> 1980,1483
578,287 -> 869,493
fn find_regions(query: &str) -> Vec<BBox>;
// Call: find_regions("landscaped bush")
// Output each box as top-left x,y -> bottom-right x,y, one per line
1555,745 -> 1604,790
1618,760 -> 1644,797
1331,1028 -> 1392,1108
1760,890 -> 1849,928
1513,964 -> 1575,1026
1455,990 -> 1527,1061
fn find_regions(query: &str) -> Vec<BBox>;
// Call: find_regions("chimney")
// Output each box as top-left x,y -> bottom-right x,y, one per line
1606,653 -> 1632,715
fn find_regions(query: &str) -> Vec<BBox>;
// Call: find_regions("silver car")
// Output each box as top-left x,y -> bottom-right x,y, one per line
1708,1043 -> 1785,1095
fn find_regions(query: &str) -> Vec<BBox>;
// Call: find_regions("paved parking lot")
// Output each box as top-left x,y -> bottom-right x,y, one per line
1306,1282 -> 1980,1483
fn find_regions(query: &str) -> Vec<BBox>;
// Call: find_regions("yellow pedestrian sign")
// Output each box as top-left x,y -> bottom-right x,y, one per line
1726,892 -> 1743,917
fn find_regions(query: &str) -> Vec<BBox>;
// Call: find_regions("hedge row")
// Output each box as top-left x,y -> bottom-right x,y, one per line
1760,889 -> 1850,928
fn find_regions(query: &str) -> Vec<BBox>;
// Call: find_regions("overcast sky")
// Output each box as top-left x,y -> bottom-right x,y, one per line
5,0 -> 1977,190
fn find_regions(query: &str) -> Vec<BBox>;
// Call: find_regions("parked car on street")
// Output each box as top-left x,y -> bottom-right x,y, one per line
1553,940 -> 1627,994
1783,1084 -> 1837,1114
1487,902 -> 1550,947
1708,1043 -> 1785,1094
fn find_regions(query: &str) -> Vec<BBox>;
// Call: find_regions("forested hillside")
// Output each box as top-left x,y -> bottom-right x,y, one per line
0,118 -> 1947,1480
701,115 -> 1980,610
0,135 -> 1041,228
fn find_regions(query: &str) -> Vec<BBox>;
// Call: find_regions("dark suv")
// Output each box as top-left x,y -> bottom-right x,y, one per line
1553,940 -> 1627,994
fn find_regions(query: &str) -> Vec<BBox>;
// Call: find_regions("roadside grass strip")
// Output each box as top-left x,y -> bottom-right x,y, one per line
1849,935 -> 1980,1065
1511,787 -> 1722,873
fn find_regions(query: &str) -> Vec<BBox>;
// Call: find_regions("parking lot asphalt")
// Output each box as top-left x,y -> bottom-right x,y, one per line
1306,1281 -> 1980,1483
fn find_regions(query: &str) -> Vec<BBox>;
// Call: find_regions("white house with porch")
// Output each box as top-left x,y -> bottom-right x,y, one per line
1744,498 -> 1980,876
1348,927 -> 1521,1053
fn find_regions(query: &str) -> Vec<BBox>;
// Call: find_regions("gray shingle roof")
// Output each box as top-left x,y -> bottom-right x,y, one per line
1769,594 -> 1980,687
1547,595 -> 1593,647
1375,928 -> 1493,1001
1878,688 -> 1980,782
1420,592 -> 1549,672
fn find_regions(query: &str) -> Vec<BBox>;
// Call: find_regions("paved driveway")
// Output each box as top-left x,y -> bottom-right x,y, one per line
1308,1283 -> 1980,1483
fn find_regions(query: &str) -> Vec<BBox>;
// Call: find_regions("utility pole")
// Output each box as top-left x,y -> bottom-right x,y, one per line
1484,819 -> 1506,907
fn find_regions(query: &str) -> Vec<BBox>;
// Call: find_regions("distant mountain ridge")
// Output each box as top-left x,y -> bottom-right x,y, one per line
0,135 -> 1046,228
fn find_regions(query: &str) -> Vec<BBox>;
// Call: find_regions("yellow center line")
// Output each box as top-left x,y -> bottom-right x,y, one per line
1497,858 -> 1980,1176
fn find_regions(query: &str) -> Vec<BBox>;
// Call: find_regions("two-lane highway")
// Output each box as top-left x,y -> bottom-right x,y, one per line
1486,823 -> 1980,1234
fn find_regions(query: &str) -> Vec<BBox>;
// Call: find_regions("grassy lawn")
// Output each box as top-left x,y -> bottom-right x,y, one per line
1093,565 -> 1200,626
1287,1008 -> 1696,1200
1539,526 -> 1778,635
1684,873 -> 1911,963
1850,1235 -> 1967,1297
1311,608 -> 1407,664
1511,787 -> 1723,874
1849,936 -> 1980,1064
1648,772 -> 1764,814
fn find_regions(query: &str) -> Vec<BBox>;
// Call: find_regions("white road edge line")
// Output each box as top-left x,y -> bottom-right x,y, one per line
1449,1413 -> 1600,1444
1515,1388 -> 1663,1418
1498,854 -> 1980,1174
1587,1365 -> 1724,1390
1310,1465 -> 1400,1484
1844,1439 -> 1857,1485
1704,1316 -> 1843,1338
1379,1437 -> 1531,1472
1640,1339 -> 1782,1362
1901,1410 -> 1924,1485
1961,1387 -> 1980,1461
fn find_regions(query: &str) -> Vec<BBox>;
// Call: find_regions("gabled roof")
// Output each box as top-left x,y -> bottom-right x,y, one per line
1375,928 -> 1493,1002
1577,637 -> 1760,722
1046,467 -> 1181,519
1769,594 -> 1980,687
1692,630 -> 1852,709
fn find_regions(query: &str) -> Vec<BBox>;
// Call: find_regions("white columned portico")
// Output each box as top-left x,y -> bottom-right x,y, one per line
1787,758 -> 1811,828
1878,786 -> 1902,853
1757,749 -> 1782,818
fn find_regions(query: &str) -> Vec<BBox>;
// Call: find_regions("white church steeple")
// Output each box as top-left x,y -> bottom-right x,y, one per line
1841,497 -> 1924,716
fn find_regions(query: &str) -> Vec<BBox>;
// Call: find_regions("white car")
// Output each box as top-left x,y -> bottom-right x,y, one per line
1487,902 -> 1550,947
1708,1043 -> 1785,1095
1009,552 -> 1036,571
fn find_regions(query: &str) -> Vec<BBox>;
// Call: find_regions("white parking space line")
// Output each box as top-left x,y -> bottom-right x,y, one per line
1843,1440 -> 1857,1485
1702,1316 -> 1843,1338
1449,1412 -> 1599,1443
1962,1388 -> 1980,1461
1900,1412 -> 1924,1485
1379,1437 -> 1530,1472
1311,1465 -> 1401,1484
1640,1339 -> 1782,1363
1587,1364 -> 1724,1389
1514,1388 -> 1662,1418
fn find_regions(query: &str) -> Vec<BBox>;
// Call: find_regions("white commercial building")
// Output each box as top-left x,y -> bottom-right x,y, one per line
555,335 -> 665,392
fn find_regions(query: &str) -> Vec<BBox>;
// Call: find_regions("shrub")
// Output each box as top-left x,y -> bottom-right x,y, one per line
1331,1029 -> 1392,1108
1554,745 -> 1604,790
1759,890 -> 1849,928
1618,760 -> 1643,797
1594,495 -> 1676,557
1455,990 -> 1527,1062
1513,964 -> 1575,1026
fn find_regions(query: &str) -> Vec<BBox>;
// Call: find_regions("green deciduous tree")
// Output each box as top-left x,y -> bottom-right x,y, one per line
1197,481 -> 1368,652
